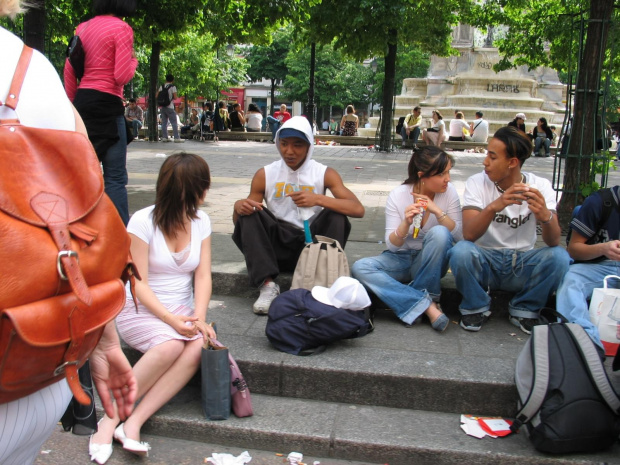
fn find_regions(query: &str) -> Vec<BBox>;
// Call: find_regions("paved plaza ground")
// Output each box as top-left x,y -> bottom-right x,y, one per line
126,138 -> 611,240
35,139 -> 620,465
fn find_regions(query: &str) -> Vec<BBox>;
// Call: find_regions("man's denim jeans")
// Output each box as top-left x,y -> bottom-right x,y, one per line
351,226 -> 453,324
556,261 -> 620,350
448,241 -> 570,318
401,126 -> 420,144
131,119 -> 142,138
267,115 -> 279,141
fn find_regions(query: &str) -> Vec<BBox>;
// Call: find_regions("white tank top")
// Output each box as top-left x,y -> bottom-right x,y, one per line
263,159 -> 327,229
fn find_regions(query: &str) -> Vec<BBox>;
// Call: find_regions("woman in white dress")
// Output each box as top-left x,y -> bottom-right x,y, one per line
88,152 -> 216,463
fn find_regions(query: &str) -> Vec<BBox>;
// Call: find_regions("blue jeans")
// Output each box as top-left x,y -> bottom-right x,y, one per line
267,115 -> 279,141
556,261 -> 620,350
131,119 -> 142,138
448,241 -> 570,318
351,226 -> 453,324
101,115 -> 129,225
534,136 -> 550,156
401,126 -> 420,144
160,106 -> 179,139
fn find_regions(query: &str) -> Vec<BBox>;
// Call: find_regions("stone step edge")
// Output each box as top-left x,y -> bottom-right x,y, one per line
211,269 -> 514,316
121,342 -> 518,417
129,389 -> 617,465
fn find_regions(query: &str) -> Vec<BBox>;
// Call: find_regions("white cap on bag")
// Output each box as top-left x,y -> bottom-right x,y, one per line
311,276 -> 371,311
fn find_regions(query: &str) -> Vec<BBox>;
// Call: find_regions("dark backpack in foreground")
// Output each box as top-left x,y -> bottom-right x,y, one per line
512,323 -> 620,453
265,288 -> 373,355
156,84 -> 173,107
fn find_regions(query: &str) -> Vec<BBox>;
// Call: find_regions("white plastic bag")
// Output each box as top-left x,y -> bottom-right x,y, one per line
589,275 -> 620,356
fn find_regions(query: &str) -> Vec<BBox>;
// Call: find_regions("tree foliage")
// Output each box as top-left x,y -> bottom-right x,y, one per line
280,43 -> 373,111
303,0 -> 469,149
246,27 -> 292,113
466,0 -> 619,220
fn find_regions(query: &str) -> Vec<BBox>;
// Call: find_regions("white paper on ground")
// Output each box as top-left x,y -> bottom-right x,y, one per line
460,414 -> 497,439
206,450 -> 252,465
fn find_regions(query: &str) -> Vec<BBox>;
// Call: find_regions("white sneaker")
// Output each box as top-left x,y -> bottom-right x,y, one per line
253,281 -> 280,315
161,137 -> 170,142
174,138 -> 185,143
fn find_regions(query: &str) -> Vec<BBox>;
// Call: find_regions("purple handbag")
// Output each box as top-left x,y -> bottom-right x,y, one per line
209,338 -> 253,418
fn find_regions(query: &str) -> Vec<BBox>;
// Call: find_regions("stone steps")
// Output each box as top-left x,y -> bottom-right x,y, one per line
117,292 -> 620,465
137,388 -> 619,465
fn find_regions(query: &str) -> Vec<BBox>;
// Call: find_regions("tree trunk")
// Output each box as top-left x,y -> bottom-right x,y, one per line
307,42 -> 316,128
270,79 -> 277,115
378,29 -> 397,151
557,0 -> 613,223
148,41 -> 161,142
23,0 -> 45,53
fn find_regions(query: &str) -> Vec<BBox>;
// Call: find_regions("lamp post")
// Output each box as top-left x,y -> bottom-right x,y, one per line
370,58 -> 378,117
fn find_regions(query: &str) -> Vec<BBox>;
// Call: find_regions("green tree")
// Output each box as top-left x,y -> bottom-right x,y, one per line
246,27 -> 292,115
465,0 -> 618,220
280,43 -> 373,113
305,0 -> 468,150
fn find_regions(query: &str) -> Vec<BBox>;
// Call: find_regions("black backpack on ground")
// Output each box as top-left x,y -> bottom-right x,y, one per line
156,84 -> 173,107
511,322 -> 620,453
265,288 -> 373,355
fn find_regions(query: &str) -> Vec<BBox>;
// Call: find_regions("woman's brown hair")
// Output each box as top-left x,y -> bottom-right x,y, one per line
403,146 -> 454,185
152,153 -> 211,238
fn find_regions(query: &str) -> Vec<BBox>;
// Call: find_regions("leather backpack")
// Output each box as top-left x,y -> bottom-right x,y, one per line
0,46 -> 134,405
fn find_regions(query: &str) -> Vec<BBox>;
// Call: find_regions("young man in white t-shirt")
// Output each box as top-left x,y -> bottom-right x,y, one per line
465,111 -> 489,143
448,126 -> 570,333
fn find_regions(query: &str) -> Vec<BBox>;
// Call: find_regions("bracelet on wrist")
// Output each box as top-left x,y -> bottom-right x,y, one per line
541,211 -> 553,225
437,211 -> 448,222
393,227 -> 406,239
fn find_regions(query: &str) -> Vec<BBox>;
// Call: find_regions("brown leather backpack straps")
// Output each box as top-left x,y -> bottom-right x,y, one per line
31,192 -> 93,306
2,45 -> 32,111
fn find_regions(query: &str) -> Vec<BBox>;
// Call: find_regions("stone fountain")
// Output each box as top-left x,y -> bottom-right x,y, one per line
360,25 -> 566,138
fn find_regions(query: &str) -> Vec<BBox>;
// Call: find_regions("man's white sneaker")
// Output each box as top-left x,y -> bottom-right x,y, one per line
253,281 -> 280,315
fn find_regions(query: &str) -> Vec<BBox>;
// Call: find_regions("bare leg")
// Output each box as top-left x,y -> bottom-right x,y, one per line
122,339 -> 203,441
90,339 -> 185,445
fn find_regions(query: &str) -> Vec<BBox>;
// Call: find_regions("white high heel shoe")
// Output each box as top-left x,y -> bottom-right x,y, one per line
88,425 -> 113,465
113,423 -> 151,457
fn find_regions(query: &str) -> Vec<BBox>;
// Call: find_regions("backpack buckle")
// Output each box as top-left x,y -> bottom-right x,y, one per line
57,250 -> 79,280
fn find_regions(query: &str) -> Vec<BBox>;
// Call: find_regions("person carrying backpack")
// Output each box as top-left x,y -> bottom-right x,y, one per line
157,74 -> 183,142
555,186 -> 620,358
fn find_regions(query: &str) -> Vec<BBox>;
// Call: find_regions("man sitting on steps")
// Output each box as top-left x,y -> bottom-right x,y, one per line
465,111 -> 489,144
232,116 -> 365,314
401,106 -> 422,149
448,126 -> 570,334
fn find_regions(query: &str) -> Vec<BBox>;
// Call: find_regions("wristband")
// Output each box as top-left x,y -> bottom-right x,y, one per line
437,211 -> 448,222
541,212 -> 553,224
393,227 -> 406,239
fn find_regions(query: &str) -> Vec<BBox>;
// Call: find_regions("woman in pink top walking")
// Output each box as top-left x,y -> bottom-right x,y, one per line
64,0 -> 138,225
